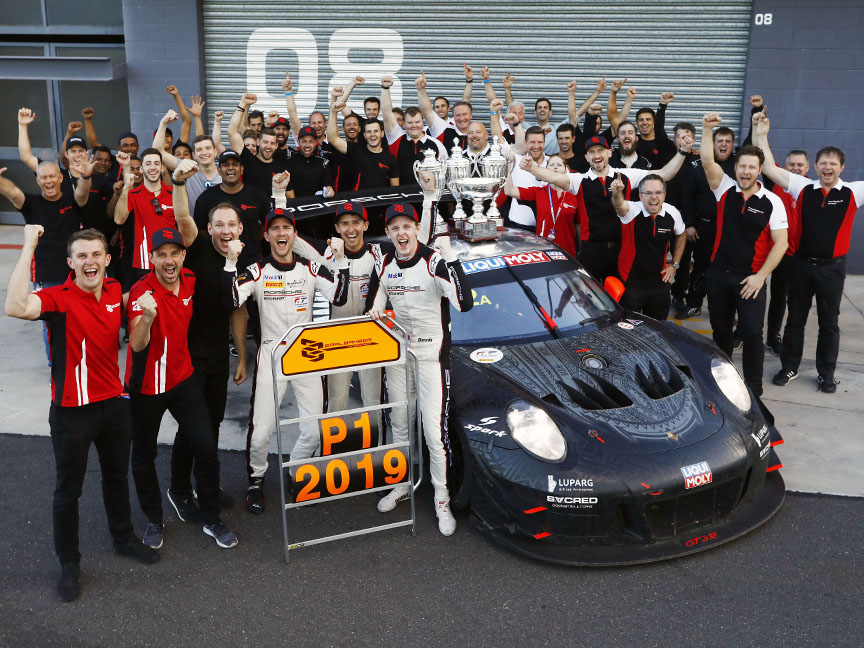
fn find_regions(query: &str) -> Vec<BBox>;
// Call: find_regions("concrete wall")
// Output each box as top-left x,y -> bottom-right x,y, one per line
741,0 -> 864,272
122,0 -> 204,144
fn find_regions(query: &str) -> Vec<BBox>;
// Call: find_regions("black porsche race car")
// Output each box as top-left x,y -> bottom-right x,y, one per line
444,230 -> 784,565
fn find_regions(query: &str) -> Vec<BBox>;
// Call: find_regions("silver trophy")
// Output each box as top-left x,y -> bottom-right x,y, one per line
412,148 -> 449,237
445,139 -> 471,229
479,136 -> 515,229
448,136 -> 513,241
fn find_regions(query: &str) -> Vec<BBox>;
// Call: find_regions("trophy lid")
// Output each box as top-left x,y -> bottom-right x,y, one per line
450,137 -> 464,158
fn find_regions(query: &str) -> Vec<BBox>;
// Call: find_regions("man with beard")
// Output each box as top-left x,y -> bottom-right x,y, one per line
227,93 -> 293,196
5,226 -> 159,601
416,71 -> 473,150
610,121 -> 652,170
521,133 -> 692,282
164,158 -> 250,521
285,125 -> 334,237
700,113 -> 787,397
223,206 -> 349,514
153,110 -> 221,210
634,92 -> 678,168
380,74 -> 447,184
126,227 -> 238,550
507,125 -> 548,231
610,173 -> 686,320
324,111 -> 362,193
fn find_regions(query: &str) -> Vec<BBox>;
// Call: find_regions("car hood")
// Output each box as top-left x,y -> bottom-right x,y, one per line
453,319 -> 726,455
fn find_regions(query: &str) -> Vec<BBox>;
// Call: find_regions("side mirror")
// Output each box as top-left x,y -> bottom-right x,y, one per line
604,276 -> 625,302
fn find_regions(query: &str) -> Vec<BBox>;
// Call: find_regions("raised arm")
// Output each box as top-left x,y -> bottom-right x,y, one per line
171,158 -> 201,246
504,111 -> 526,155
462,63 -> 474,103
609,173 -> 629,216
153,110 -> 180,172
489,98 -> 505,141
327,88 -> 348,154
0,166 -> 26,210
519,156 -> 569,191
4,224 -> 44,320
17,108 -> 39,172
340,75 -> 365,117
415,71 -> 436,128
700,113 -> 726,191
380,75 -> 398,136
60,120 -> 83,170
81,107 -> 100,147
481,66 -> 500,106
615,87 -> 637,133
228,93 -> 257,152
166,85 -> 192,144
655,139 -> 692,182
112,153 -> 134,224
656,92 -> 674,140
569,77 -> 606,124
211,110 -> 226,154
751,110 -> 790,191
69,155 -> 94,207
188,95 -> 206,138
607,78 -> 627,134
502,73 -> 515,107
281,73 -> 303,137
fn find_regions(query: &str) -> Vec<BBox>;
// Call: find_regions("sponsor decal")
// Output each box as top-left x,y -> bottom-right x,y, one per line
182,296 -> 192,306
105,302 -> 121,313
746,206 -> 764,215
751,424 -> 770,459
387,272 -> 403,279
545,495 -> 598,509
826,200 -> 844,206
617,321 -> 634,330
462,256 -> 506,275
293,294 -> 309,312
685,531 -> 718,548
462,251 -> 550,274
470,348 -> 503,364
681,461 -> 712,490
547,475 -> 594,493
501,251 -> 550,267
265,280 -> 284,289
547,250 -> 567,260
415,337 -> 432,343
464,416 -> 506,438
359,280 -> 369,298
282,320 -> 400,375
626,318 -> 643,326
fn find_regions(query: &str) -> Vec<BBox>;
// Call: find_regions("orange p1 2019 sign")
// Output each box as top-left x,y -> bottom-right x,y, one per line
281,320 -> 401,376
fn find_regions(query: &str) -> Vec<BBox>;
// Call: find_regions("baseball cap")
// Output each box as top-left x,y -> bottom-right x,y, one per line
218,149 -> 242,165
265,207 -> 295,229
66,136 -> 87,150
384,203 -> 418,224
272,117 -> 290,128
150,228 -> 185,251
297,126 -> 316,140
584,135 -> 610,152
335,201 -> 368,221
117,131 -> 138,143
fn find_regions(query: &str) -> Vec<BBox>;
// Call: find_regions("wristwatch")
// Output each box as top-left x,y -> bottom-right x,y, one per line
672,262 -> 680,270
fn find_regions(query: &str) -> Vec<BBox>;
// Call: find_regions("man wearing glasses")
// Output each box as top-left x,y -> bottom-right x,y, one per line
113,147 -> 177,298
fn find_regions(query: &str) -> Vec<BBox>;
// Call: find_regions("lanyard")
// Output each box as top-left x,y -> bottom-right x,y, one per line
546,184 -> 566,232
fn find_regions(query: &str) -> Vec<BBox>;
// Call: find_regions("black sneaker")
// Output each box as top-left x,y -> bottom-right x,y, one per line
817,375 -> 839,394
673,298 -> 686,316
113,537 -> 161,564
765,335 -> 782,356
683,306 -> 701,318
773,368 -> 799,386
142,522 -> 164,549
246,479 -> 265,514
229,344 -> 238,358
203,521 -> 239,548
167,489 -> 202,522
57,563 -> 80,602
733,337 -> 743,351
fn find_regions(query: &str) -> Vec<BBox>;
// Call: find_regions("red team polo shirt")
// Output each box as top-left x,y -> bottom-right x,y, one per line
125,269 -> 196,395
127,183 -> 176,270
37,274 -> 124,407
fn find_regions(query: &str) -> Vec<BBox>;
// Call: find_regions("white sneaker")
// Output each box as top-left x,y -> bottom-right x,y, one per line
377,483 -> 412,512
436,499 -> 457,536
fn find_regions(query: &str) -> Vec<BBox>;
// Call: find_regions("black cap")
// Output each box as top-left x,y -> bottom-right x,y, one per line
66,136 -> 87,150
384,203 -> 418,224
150,228 -> 185,251
584,135 -> 610,151
117,131 -> 138,143
297,126 -> 316,140
218,149 -> 242,165
265,207 -> 295,229
272,117 -> 289,128
335,201 -> 367,221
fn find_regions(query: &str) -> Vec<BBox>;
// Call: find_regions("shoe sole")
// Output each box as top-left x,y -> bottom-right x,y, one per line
143,538 -> 163,549
773,373 -> 799,387
203,526 -> 238,549
167,490 -> 198,523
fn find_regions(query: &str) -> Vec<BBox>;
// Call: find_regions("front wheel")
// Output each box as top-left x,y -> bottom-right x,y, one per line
448,422 -> 473,511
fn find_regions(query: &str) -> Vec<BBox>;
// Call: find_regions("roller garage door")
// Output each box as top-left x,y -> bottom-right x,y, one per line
202,0 -> 753,136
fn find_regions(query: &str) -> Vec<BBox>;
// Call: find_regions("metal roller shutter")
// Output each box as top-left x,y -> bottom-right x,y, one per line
202,0 -> 752,138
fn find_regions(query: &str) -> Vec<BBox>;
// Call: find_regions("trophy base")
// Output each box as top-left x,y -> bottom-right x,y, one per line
459,219 -> 499,242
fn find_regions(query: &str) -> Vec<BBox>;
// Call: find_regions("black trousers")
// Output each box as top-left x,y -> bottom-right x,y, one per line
706,267 -> 767,393
578,240 -> 620,283
170,362 -> 228,495
766,254 -> 790,340
130,375 -> 221,525
686,219 -> 716,309
621,281 -> 672,321
48,397 -> 134,565
671,240 -> 693,303
781,255 -> 846,377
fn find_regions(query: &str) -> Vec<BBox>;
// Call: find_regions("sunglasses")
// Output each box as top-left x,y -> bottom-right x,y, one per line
151,198 -> 162,215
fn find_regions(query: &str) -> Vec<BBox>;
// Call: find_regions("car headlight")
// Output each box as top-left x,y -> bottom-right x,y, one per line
710,357 -> 752,412
506,400 -> 567,461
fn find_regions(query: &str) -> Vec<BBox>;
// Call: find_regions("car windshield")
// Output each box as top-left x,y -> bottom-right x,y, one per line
451,253 -> 619,344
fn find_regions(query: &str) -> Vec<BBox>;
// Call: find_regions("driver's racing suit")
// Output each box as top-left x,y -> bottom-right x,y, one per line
224,253 -> 348,481
365,241 -> 472,500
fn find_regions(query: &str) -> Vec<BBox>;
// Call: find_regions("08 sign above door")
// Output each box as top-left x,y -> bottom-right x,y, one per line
246,28 -> 405,117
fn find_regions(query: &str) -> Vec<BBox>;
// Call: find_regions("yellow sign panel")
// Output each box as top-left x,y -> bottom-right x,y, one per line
281,320 -> 401,376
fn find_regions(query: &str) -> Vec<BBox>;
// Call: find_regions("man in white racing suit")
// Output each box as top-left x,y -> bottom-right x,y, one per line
366,203 -> 473,536
223,208 -> 348,514
291,194 -> 435,417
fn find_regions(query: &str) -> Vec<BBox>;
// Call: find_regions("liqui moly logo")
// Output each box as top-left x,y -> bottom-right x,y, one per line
681,461 -> 712,490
